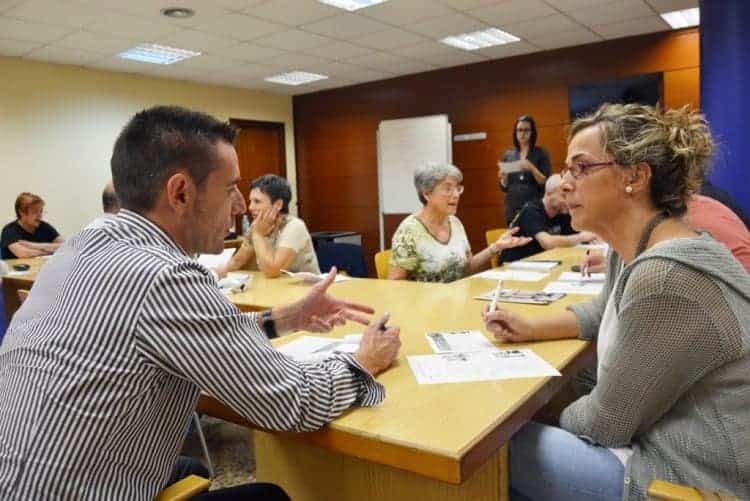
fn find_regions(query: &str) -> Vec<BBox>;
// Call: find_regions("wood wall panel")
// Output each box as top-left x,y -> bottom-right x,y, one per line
294,29 -> 700,276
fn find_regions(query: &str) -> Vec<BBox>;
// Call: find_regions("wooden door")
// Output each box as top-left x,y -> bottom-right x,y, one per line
230,119 -> 287,232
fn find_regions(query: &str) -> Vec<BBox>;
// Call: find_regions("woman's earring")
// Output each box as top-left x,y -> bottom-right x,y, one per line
625,185 -> 633,194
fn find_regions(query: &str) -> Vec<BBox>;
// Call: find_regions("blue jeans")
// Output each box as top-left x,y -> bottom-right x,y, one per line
510,421 -> 625,501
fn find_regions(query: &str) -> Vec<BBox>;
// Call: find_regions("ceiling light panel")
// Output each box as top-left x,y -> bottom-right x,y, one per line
117,44 -> 201,65
660,7 -> 699,29
265,70 -> 329,86
318,0 -> 388,12
441,28 -> 520,51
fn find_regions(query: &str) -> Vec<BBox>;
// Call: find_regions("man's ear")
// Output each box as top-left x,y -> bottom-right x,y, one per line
164,171 -> 195,213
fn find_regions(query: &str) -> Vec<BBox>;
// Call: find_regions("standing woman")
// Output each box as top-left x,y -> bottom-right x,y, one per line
499,115 -> 551,225
484,104 -> 750,501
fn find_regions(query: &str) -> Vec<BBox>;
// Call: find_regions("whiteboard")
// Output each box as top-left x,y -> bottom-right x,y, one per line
377,115 -> 452,249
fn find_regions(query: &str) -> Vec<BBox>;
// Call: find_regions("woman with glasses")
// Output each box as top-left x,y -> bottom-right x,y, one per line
388,163 -> 531,282
499,115 -> 551,226
483,103 -> 750,501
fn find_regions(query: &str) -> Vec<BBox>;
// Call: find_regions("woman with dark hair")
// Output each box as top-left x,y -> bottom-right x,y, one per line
499,115 -> 552,225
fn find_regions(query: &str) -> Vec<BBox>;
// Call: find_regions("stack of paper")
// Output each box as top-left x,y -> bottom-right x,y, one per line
281,270 -> 352,283
508,260 -> 560,271
277,334 -> 361,362
543,271 -> 604,295
473,269 -> 549,282
409,330 -> 560,385
196,248 -> 235,270
474,289 -> 565,305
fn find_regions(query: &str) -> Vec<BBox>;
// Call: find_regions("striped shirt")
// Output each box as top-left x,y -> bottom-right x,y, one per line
0,210 -> 384,500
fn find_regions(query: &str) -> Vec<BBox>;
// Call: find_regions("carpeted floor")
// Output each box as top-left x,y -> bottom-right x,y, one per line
181,416 -> 256,490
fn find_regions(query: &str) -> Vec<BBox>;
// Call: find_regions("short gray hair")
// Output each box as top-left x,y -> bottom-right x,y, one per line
414,162 -> 463,205
545,174 -> 562,193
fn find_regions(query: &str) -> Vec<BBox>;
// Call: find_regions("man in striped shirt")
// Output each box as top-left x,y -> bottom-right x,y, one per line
0,106 -> 401,500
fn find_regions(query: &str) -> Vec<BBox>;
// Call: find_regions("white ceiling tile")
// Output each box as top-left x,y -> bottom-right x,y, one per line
502,14 -> 583,39
354,27 -> 428,50
361,0 -> 454,26
438,0 -> 503,9
77,0 -> 232,27
4,0 -> 106,28
170,53 -> 244,71
304,59 -> 366,76
544,0 -> 618,10
345,51 -> 412,69
256,51 -> 331,69
220,42 -> 286,62
645,0 -> 698,13
55,30 -> 140,55
252,29 -> 333,51
243,0 -> 339,26
301,13 -> 392,39
390,40 -> 462,58
155,29 -> 238,52
0,37 -> 42,56
421,50 -> 487,68
225,62 -> 285,80
381,59 -> 438,76
86,12 -> 183,39
469,0 -> 558,26
301,40 -> 375,60
476,40 -> 539,59
26,45 -> 104,65
193,13 -> 287,41
0,0 -> 25,14
530,27 -> 602,49
87,56 -> 157,74
338,67 -> 396,83
408,12 -> 488,38
592,14 -> 669,39
0,16 -> 75,42
567,0 -> 655,26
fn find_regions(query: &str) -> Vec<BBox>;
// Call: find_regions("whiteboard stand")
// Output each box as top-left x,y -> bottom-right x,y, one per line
377,115 -> 452,250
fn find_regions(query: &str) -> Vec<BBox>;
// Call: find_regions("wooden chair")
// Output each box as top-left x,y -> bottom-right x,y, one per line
648,479 -> 743,501
374,249 -> 391,279
485,228 -> 506,268
15,291 -> 212,500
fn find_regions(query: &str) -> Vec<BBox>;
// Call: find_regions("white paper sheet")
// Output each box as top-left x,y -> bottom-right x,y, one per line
499,160 -> 522,174
407,349 -> 560,384
473,269 -> 549,282
426,330 -> 495,353
508,260 -> 560,271
544,280 -> 603,295
576,243 -> 609,252
556,271 -> 606,282
277,335 -> 360,362
196,248 -> 235,270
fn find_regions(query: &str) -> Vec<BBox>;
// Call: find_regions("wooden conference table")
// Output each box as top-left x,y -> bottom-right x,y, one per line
2,247 -> 597,501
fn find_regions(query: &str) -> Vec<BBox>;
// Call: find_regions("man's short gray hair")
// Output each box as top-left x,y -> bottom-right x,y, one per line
545,173 -> 562,193
414,162 -> 463,205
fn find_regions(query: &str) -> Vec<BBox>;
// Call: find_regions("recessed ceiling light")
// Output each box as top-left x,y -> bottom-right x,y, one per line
117,44 -> 200,65
318,0 -> 388,12
265,71 -> 329,86
161,7 -> 195,19
441,28 -> 520,51
660,7 -> 699,29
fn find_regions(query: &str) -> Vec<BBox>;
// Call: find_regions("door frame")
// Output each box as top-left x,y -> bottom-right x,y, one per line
229,118 -> 287,179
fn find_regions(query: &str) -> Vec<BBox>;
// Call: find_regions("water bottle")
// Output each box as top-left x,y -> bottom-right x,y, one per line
241,214 -> 250,236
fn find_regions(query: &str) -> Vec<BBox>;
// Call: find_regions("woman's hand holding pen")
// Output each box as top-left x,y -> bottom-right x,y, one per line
482,305 -> 535,343
355,313 -> 401,376
581,250 -> 605,277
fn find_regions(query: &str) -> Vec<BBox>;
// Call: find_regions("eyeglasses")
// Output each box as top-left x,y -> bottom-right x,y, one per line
561,161 -> 615,179
435,184 -> 465,195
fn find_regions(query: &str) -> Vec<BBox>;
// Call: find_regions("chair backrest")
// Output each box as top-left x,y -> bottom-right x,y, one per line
648,479 -> 742,501
374,250 -> 392,279
315,242 -> 368,278
485,228 -> 506,268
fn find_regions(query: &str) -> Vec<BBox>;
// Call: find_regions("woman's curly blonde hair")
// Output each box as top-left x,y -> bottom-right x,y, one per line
569,103 -> 714,216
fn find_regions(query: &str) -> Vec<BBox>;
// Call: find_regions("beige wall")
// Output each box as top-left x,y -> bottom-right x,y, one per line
0,55 -> 296,237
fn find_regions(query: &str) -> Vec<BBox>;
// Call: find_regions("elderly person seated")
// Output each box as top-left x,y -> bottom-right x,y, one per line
219,174 -> 319,278
501,174 -> 597,262
388,163 -> 530,282
484,103 -> 750,501
1,192 -> 64,259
